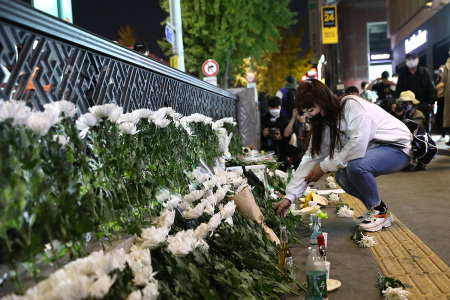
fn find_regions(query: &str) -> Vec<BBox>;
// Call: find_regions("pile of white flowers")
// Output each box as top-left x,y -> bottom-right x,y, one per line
382,287 -> 409,300
327,193 -> 340,202
1,100 -> 244,300
358,235 -> 376,248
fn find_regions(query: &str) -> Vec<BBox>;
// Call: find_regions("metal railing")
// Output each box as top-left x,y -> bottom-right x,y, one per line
0,0 -> 237,119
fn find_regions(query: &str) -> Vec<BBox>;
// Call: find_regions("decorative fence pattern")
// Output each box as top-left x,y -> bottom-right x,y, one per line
0,0 -> 237,119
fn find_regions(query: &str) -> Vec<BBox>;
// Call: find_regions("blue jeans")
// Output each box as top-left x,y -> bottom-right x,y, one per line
335,145 -> 411,209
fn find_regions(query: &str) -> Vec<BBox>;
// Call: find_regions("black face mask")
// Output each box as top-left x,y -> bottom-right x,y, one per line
308,112 -> 323,126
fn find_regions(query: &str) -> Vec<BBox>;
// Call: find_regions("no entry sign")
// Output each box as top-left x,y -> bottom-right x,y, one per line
202,59 -> 219,77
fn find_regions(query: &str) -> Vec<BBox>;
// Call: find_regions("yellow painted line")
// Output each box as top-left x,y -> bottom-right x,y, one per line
341,193 -> 450,299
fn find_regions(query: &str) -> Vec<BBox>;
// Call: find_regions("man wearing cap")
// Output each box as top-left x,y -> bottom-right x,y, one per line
276,75 -> 297,118
134,42 -> 150,56
391,90 -> 426,171
396,52 -> 436,133
367,71 -> 396,104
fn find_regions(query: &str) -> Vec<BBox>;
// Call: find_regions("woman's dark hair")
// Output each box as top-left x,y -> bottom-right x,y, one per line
294,79 -> 344,158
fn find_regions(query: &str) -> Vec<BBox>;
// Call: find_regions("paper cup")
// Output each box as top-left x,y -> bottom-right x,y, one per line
322,232 -> 328,248
324,261 -> 330,279
309,201 -> 318,207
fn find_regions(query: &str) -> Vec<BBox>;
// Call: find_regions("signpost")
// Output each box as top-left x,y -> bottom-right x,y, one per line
202,59 -> 219,86
321,5 -> 338,44
165,25 -> 175,45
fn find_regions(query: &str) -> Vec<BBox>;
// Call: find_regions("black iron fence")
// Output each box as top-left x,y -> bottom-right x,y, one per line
0,0 -> 237,119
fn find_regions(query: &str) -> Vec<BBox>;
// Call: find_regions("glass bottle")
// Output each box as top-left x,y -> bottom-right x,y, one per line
317,235 -> 326,261
278,226 -> 293,274
306,246 -> 328,299
304,272 -> 324,300
310,215 -> 322,244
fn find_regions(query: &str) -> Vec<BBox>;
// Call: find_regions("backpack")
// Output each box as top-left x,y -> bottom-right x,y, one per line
284,88 -> 296,118
404,119 -> 437,164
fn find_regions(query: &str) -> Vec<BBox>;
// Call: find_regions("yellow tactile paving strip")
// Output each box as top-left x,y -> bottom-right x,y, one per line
341,193 -> 450,299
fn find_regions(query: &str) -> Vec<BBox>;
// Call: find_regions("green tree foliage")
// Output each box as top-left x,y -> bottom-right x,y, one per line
159,0 -> 295,87
235,24 -> 313,95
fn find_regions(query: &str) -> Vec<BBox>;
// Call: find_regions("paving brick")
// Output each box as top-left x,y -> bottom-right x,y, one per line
428,273 -> 450,293
402,242 -> 429,258
428,255 -> 450,273
379,258 -> 405,275
410,274 -> 441,295
373,244 -> 394,258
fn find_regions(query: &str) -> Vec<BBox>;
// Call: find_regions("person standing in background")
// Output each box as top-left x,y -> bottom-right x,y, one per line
276,75 -> 297,119
443,50 -> 450,146
360,81 -> 377,103
434,65 -> 446,139
396,52 -> 436,133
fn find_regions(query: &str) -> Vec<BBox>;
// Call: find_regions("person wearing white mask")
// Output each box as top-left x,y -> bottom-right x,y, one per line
396,52 -> 436,133
261,96 -> 290,170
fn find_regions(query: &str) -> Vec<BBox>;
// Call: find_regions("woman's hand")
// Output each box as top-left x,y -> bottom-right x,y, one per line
305,164 -> 325,184
274,198 -> 291,218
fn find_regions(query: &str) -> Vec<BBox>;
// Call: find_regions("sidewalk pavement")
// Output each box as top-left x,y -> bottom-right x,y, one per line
283,151 -> 450,299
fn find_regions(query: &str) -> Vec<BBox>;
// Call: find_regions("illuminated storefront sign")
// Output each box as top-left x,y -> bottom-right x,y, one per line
370,53 -> 391,60
405,30 -> 427,54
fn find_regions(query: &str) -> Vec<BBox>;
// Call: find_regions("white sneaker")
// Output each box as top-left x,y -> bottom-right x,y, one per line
355,209 -> 394,225
359,208 -> 392,232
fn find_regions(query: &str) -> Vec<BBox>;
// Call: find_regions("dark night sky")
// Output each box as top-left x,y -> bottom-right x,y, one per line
72,1 -> 310,61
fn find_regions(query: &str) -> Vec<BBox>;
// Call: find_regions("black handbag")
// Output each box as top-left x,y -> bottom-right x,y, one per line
404,119 -> 437,164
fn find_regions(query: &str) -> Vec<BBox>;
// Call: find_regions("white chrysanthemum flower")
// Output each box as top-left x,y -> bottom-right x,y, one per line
184,202 -> 206,219
167,229 -> 198,257
203,200 -> 214,216
194,223 -> 209,240
126,290 -> 142,300
119,122 -> 139,135
99,248 -> 128,274
189,113 -> 206,123
228,168 -> 243,176
217,117 -> 235,126
52,134 -> 70,147
132,108 -> 153,120
57,100 -> 78,118
163,195 -> 181,210
216,175 -> 228,185
0,99 -> 31,125
328,193 -> 340,202
140,226 -> 170,249
208,213 -> 222,232
119,112 -> 141,124
358,235 -> 376,248
154,119 -> 171,128
206,195 -> 218,206
196,239 -> 209,250
225,217 -> 233,226
382,287 -> 409,300
76,113 -> 99,138
157,107 -> 174,116
130,246 -> 152,267
44,100 -> 77,118
214,188 -> 227,203
337,205 -> 354,218
203,178 -> 219,189
169,112 -> 183,121
142,280 -> 159,300
88,273 -> 117,299
220,201 -> 236,219
328,182 -> 337,188
203,116 -> 213,124
26,111 -> 57,135
211,122 -> 220,130
156,209 -> 176,227
326,175 -> 335,183
133,266 -> 156,286
177,201 -> 191,211
65,274 -> 93,300
150,110 -> 166,121
89,104 -> 122,123
156,189 -> 170,203
184,190 -> 204,203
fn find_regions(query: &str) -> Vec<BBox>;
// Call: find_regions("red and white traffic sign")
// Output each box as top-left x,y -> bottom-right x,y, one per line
202,59 -> 219,77
246,71 -> 255,83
